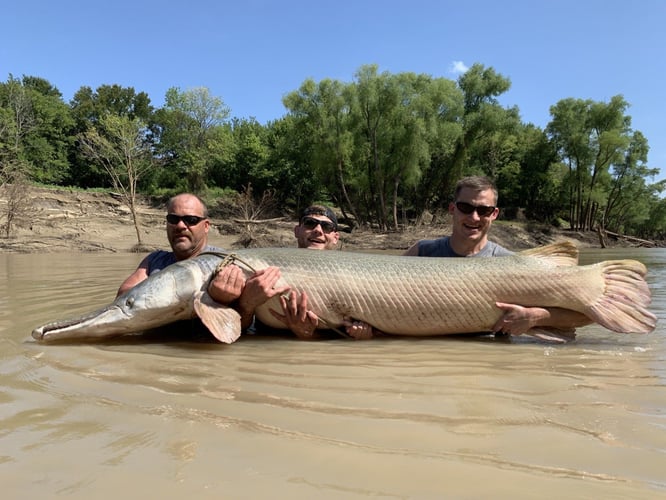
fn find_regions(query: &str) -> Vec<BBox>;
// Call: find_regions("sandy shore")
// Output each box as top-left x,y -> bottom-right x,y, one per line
0,186 -> 605,254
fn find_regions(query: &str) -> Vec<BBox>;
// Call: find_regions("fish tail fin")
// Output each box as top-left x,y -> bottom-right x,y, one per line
518,241 -> 579,266
587,260 -> 657,334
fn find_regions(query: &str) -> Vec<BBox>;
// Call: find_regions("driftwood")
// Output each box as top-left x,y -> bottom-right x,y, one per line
232,217 -> 286,224
597,227 -> 607,248
600,229 -> 656,248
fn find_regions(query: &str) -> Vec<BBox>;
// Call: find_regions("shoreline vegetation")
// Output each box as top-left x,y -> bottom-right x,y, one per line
0,186 -> 662,254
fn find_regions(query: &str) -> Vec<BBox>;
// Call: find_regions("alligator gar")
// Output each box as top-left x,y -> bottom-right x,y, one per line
31,242 -> 656,343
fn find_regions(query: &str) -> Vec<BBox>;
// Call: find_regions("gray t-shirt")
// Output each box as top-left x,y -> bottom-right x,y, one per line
416,236 -> 513,257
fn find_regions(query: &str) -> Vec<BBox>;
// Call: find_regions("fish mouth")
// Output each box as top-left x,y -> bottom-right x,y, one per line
32,305 -> 130,342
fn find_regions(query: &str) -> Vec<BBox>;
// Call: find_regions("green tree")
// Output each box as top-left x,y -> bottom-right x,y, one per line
547,95 -> 633,231
283,78 -> 360,222
21,77 -> 74,183
78,114 -> 154,245
506,124 -> 563,222
153,87 -> 230,193
447,64 -> 512,190
409,77 -> 463,220
69,84 -> 153,187
263,115 -> 322,212
351,66 -> 435,229
603,131 -> 663,234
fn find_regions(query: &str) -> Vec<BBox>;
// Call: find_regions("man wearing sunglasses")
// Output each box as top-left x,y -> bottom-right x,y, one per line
116,193 -> 220,297
404,176 -> 510,258
281,205 -> 374,339
404,176 -> 590,337
294,205 -> 341,250
208,205 -> 375,340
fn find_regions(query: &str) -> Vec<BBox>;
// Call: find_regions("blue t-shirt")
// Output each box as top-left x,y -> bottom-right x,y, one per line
416,236 -> 513,257
145,245 -> 223,275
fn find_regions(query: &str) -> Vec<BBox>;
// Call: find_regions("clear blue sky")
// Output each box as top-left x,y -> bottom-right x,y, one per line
3,0 -> 665,183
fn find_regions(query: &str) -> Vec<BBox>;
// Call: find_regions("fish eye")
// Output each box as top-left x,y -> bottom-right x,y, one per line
125,297 -> 134,307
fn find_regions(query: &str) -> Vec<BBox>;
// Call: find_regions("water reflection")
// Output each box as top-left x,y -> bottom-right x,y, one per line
1,249 -> 665,498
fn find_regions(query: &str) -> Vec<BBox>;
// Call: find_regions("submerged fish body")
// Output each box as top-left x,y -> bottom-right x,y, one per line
31,242 -> 657,343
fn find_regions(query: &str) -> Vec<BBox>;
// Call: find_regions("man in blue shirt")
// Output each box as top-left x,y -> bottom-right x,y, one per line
116,193 -> 220,297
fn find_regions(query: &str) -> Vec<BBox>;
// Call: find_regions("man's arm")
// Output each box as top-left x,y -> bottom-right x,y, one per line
236,267 -> 289,330
492,302 -> 592,335
270,290 -> 377,340
116,256 -> 151,297
403,242 -> 420,256
209,265 -> 290,330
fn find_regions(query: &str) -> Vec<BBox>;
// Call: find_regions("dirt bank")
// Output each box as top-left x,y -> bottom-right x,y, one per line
0,186 -> 611,254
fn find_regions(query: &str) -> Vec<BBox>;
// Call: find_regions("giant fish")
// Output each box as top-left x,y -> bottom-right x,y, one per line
31,242 -> 656,343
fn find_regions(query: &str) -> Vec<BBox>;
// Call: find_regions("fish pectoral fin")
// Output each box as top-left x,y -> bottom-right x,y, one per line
193,292 -> 242,344
522,327 -> 577,343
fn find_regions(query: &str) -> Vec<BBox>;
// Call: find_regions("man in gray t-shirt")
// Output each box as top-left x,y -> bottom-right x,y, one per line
404,176 -> 590,336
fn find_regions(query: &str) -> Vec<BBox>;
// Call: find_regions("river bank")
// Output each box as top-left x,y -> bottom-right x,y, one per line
0,186 -> 639,254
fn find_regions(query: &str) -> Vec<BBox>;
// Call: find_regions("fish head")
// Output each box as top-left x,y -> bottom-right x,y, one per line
32,263 -> 196,342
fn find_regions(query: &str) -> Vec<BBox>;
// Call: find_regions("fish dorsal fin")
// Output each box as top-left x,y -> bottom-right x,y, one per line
517,241 -> 579,266
193,291 -> 242,343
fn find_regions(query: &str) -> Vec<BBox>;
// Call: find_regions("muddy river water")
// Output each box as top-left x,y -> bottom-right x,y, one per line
1,248 -> 665,498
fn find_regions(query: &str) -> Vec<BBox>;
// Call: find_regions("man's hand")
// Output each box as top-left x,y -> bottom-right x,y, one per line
238,266 -> 290,310
341,317 -> 375,340
269,290 -> 320,340
493,302 -> 591,336
492,302 -> 548,335
208,264 -> 246,304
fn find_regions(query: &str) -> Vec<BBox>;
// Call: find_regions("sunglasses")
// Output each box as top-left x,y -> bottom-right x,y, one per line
301,216 -> 337,234
166,214 -> 207,226
455,201 -> 496,217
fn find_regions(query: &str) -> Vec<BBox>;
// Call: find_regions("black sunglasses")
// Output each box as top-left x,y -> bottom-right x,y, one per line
301,216 -> 337,233
166,214 -> 207,226
455,201 -> 496,217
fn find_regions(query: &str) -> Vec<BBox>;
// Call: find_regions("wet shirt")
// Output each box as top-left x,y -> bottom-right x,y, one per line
416,237 -> 513,257
145,245 -> 223,275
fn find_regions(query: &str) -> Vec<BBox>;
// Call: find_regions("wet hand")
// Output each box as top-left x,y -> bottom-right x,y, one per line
269,290 -> 319,340
493,302 -> 548,335
238,266 -> 290,312
342,317 -> 374,340
208,264 -> 245,304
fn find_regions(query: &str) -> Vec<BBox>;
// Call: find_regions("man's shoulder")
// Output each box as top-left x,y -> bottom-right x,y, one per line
203,245 -> 225,253
479,241 -> 514,257
417,237 -> 513,258
417,237 -> 455,257
146,250 -> 176,275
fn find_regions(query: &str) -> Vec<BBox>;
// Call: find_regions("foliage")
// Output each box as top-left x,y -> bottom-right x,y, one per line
77,114 -> 154,244
0,67 -> 663,240
152,87 -> 231,193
